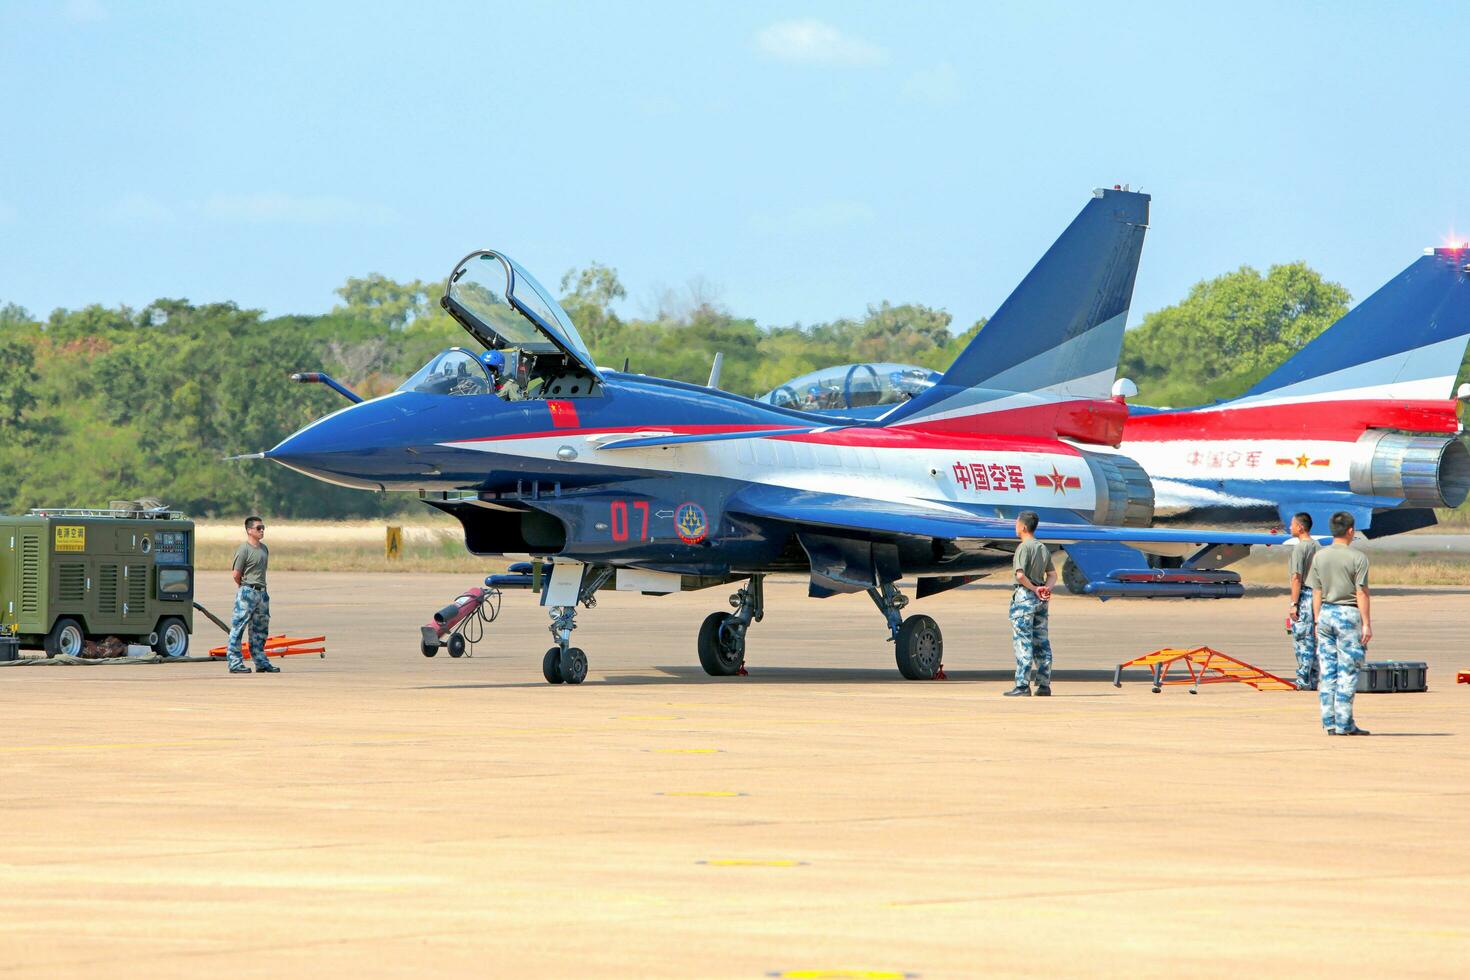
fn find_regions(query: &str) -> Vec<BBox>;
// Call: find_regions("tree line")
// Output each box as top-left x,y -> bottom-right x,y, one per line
1,260 -> 1457,519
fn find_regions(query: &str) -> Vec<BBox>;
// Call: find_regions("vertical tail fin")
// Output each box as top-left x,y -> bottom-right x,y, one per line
884,187 -> 1149,439
1229,247 -> 1470,407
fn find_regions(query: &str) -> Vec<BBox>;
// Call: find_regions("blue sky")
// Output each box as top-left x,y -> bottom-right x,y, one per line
3,1 -> 1467,332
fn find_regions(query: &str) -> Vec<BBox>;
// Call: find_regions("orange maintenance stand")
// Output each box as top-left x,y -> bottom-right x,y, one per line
1115,647 -> 1295,694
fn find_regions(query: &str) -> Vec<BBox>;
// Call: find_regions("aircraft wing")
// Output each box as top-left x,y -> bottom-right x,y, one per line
725,485 -> 1289,548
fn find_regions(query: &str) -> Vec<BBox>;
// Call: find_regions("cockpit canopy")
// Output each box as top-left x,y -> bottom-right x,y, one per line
397,348 -> 493,396
442,250 -> 600,378
758,363 -> 940,411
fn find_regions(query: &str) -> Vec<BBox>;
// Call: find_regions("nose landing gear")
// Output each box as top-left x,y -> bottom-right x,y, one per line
870,581 -> 944,679
541,564 -> 612,685
698,575 -> 764,676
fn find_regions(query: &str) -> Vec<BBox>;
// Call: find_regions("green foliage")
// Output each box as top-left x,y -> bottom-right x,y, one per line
1119,262 -> 1352,406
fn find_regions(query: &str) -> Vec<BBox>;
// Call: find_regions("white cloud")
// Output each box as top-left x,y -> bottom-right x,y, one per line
201,192 -> 397,226
755,18 -> 887,68
750,200 -> 877,236
107,193 -> 174,223
61,0 -> 107,24
903,62 -> 962,104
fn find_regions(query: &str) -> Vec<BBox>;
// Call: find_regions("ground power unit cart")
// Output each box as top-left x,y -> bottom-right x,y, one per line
0,507 -> 195,658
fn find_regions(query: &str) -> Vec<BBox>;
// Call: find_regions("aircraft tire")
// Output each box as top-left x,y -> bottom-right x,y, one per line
447,633 -> 466,658
542,647 -> 565,684
560,647 -> 588,685
697,612 -> 745,676
1061,556 -> 1089,596
894,615 -> 943,680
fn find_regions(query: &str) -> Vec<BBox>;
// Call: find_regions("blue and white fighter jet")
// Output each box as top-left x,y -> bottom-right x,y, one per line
267,188 -> 1290,684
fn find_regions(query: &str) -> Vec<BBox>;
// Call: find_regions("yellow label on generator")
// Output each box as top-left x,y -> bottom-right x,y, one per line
55,525 -> 86,552
385,525 -> 402,559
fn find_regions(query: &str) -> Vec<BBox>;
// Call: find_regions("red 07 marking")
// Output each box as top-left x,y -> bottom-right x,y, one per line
609,500 -> 650,542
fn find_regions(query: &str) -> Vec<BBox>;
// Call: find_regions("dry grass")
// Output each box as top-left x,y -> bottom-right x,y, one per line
1234,551 -> 1470,587
195,520 -> 505,574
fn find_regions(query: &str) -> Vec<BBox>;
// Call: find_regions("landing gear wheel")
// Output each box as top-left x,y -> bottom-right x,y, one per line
697,612 -> 746,676
447,633 -> 466,658
560,647 -> 588,685
45,617 -> 85,658
152,617 -> 189,658
542,647 -> 565,684
1061,556 -> 1089,596
894,614 -> 943,680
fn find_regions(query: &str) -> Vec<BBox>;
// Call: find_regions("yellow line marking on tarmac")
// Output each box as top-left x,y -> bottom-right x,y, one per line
657,791 -> 745,797
768,972 -> 914,979
699,859 -> 807,867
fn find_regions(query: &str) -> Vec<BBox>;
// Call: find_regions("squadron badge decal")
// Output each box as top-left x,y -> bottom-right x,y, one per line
675,502 -> 709,544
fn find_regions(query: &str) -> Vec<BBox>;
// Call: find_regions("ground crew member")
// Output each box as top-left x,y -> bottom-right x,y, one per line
226,516 -> 279,674
1308,511 -> 1371,735
1286,512 -> 1320,690
1005,510 -> 1055,697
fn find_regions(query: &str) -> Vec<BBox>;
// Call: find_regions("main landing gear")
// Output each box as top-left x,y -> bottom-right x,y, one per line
870,581 -> 944,680
698,575 -> 764,676
542,565 -> 613,685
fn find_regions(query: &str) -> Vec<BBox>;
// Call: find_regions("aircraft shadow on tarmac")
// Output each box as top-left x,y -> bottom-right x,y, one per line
415,667 -> 1150,689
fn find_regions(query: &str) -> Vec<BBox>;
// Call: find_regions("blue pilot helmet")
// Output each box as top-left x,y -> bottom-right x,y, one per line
479,350 -> 505,376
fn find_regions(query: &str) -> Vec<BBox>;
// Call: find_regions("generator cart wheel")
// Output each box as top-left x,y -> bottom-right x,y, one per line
44,617 -> 86,658
894,615 -> 943,680
697,611 -> 746,676
542,647 -> 565,684
152,617 -> 190,658
447,633 -> 466,658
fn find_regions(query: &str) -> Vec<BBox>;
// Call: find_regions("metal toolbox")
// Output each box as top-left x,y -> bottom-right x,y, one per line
1356,661 -> 1427,693
1392,661 -> 1428,692
1356,662 -> 1396,693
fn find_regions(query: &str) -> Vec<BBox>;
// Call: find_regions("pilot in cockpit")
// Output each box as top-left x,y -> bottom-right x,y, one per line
481,350 -> 527,401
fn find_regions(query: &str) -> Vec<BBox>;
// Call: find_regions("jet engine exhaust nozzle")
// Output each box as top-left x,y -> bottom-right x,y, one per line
1349,432 -> 1470,509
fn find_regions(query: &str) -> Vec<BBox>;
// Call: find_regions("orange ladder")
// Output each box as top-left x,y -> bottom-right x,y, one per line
1114,646 -> 1294,694
208,635 -> 327,659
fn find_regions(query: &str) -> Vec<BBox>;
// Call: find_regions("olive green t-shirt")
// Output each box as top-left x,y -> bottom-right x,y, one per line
1013,538 -> 1053,589
232,541 -> 269,588
1289,537 -> 1319,586
1305,543 -> 1368,606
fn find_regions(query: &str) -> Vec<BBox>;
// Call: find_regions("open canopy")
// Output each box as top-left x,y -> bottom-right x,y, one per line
441,250 -> 601,379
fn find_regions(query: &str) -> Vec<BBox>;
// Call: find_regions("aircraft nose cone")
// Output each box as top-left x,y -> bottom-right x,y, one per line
266,396 -> 415,489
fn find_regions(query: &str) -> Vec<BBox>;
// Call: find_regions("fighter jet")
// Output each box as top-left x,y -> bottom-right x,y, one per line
772,245 -> 1470,594
267,188 -> 1289,684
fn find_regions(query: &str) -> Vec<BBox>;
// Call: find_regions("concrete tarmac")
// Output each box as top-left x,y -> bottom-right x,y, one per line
3,571 -> 1468,978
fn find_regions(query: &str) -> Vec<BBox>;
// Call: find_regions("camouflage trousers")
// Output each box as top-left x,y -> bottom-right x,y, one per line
226,586 -> 272,670
1291,587 -> 1318,688
1315,603 -> 1364,733
1009,586 -> 1052,688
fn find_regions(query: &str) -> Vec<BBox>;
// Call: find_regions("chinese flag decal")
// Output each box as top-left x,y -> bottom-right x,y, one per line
547,400 -> 580,429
